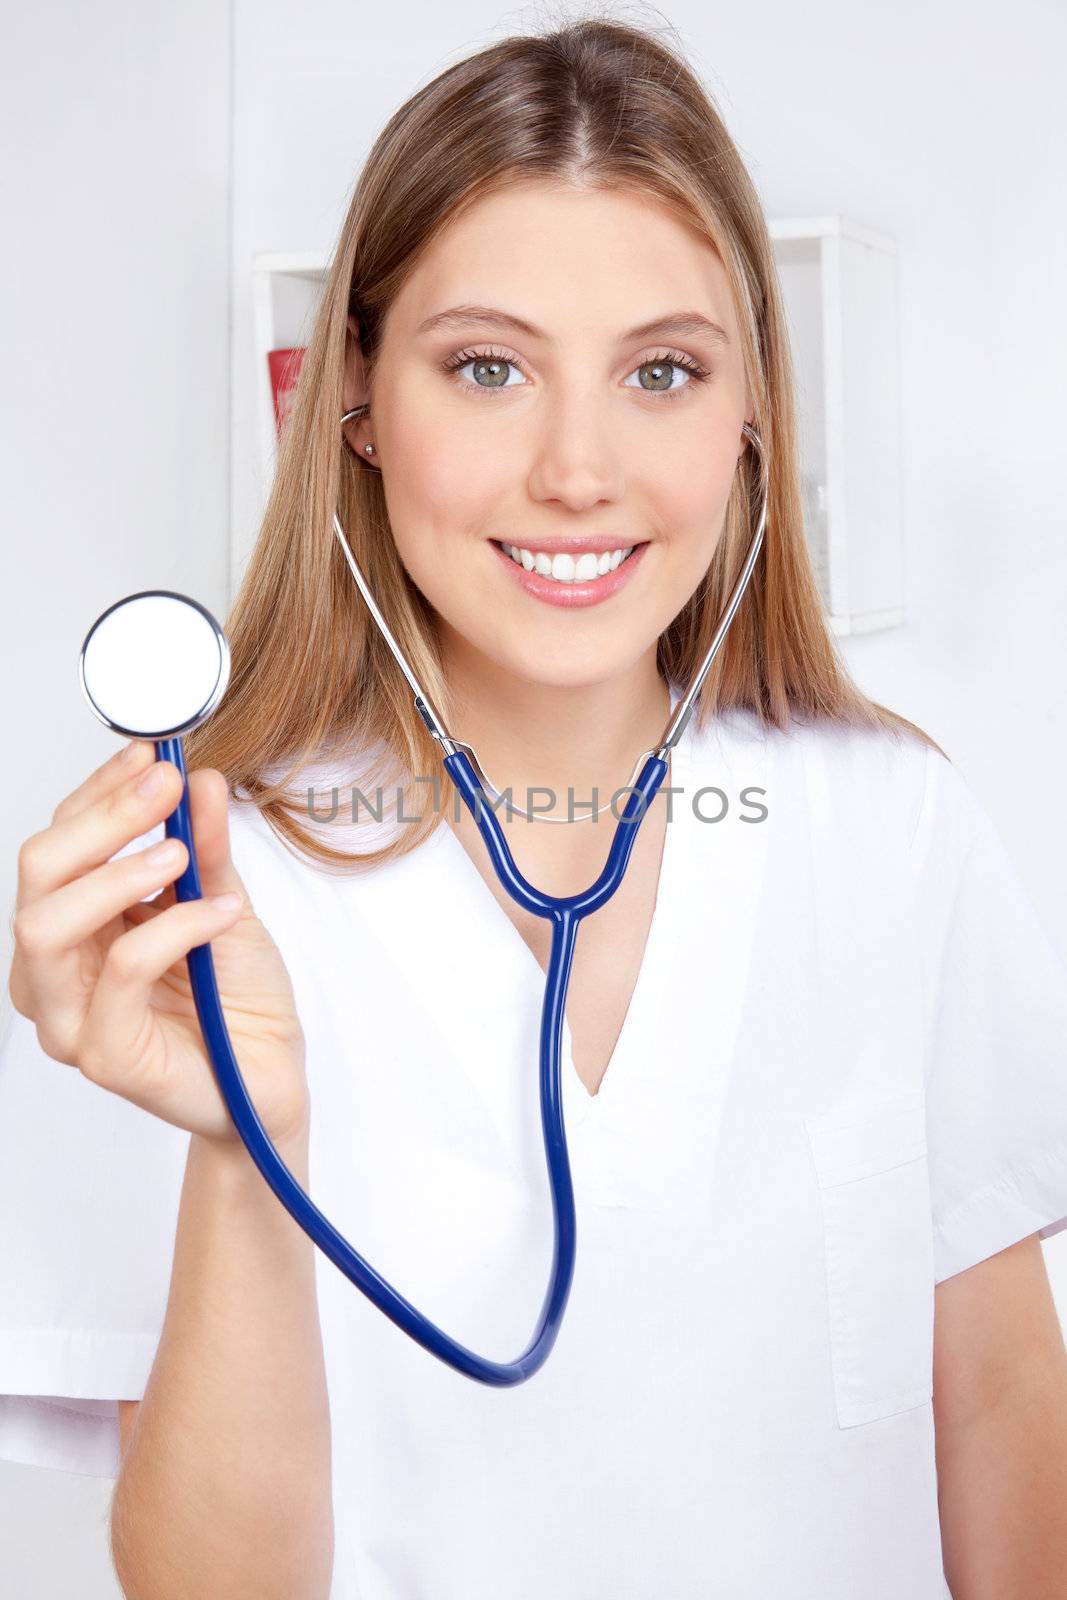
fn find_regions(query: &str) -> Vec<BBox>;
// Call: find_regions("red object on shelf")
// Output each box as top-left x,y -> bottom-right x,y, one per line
268,347 -> 306,440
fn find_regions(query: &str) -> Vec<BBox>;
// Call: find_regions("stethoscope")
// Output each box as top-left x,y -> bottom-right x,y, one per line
77,417 -> 767,1386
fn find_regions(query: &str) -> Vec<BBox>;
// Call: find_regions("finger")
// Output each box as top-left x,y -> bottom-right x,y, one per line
125,877 -> 178,921
16,756 -> 185,911
51,738 -> 158,825
79,892 -> 247,1086
11,836 -> 190,961
181,768 -> 252,903
9,836 -> 187,1056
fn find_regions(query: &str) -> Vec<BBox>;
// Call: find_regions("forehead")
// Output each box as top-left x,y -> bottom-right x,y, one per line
387,180 -> 737,344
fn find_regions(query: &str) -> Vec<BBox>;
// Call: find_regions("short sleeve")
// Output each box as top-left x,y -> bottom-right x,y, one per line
915,746 -> 1067,1285
0,1006 -> 190,1477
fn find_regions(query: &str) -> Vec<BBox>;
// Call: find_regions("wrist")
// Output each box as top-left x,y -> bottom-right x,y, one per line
192,1116 -> 311,1190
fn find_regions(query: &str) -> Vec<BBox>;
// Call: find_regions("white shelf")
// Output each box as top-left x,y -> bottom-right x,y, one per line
766,216 -> 905,635
248,216 -> 905,635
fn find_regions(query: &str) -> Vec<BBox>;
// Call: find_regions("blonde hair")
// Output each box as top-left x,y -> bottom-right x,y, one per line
186,12 -> 941,872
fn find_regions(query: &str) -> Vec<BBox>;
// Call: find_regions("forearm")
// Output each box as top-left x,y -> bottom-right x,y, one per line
937,1378 -> 1067,1598
110,1126 -> 333,1600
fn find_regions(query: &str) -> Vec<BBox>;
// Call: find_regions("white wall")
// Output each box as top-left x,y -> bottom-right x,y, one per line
0,1 -> 232,1594
235,0 -> 1067,942
2,0 -> 1064,1593
0,0 -> 233,999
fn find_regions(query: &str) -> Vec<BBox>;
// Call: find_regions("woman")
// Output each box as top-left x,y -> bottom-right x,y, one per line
3,17 -> 1066,1599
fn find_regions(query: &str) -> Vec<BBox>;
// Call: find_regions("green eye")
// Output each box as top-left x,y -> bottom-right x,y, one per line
440,344 -> 711,400
442,346 -> 528,392
460,356 -> 523,388
622,354 -> 706,394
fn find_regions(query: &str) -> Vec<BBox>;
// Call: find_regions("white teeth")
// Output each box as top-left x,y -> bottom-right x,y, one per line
501,543 -> 636,582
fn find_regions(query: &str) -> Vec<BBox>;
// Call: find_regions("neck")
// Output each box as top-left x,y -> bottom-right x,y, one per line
437,639 -> 672,825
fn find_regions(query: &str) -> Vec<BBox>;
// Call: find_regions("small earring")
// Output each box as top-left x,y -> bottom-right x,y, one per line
364,443 -> 375,456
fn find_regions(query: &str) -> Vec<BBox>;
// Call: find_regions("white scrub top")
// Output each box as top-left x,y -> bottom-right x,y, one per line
2,700 -> 1066,1599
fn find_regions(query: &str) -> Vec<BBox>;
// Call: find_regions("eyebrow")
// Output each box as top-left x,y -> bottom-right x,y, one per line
414,303 -> 731,347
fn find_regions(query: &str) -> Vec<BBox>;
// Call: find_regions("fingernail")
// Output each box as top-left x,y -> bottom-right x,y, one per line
119,739 -> 141,763
144,839 -> 182,867
138,764 -> 165,796
211,892 -> 241,911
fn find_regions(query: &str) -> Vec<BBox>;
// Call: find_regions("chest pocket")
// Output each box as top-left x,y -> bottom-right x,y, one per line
804,1092 -> 935,1428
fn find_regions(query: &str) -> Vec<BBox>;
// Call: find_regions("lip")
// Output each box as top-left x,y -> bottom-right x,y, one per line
496,535 -> 647,556
491,539 -> 649,608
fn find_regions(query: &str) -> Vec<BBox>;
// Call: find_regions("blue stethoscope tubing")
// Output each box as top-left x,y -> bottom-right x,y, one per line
158,418 -> 767,1387
158,733 -> 669,1387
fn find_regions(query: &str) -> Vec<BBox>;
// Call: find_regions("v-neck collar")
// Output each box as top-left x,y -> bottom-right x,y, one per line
344,696 -> 771,1169
428,685 -> 695,1131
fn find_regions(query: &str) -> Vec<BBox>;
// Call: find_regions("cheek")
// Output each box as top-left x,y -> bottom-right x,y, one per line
651,424 -> 739,562
377,420 -> 516,630
379,406 -> 511,564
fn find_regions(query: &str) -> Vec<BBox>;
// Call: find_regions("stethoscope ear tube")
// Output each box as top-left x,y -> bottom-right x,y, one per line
334,420 -> 767,768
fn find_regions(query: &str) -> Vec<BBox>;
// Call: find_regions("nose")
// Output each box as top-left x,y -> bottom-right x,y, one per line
525,382 -> 626,514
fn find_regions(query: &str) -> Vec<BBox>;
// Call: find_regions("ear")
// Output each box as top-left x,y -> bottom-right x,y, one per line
738,396 -> 756,459
342,314 -> 373,452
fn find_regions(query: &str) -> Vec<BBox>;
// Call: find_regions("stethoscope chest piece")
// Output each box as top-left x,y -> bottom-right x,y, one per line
79,589 -> 230,740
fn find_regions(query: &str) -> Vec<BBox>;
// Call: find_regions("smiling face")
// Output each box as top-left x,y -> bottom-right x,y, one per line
344,179 -> 752,695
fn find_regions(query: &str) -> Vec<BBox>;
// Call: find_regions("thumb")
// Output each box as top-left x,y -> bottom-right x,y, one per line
183,768 -> 251,904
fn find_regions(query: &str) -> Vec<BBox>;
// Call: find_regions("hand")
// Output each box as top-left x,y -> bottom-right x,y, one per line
9,739 -> 310,1148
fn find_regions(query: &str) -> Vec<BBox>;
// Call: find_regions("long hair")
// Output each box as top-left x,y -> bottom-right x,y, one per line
186,13 -> 940,872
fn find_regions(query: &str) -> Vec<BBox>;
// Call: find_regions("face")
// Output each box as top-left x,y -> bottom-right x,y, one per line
343,180 -> 753,694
